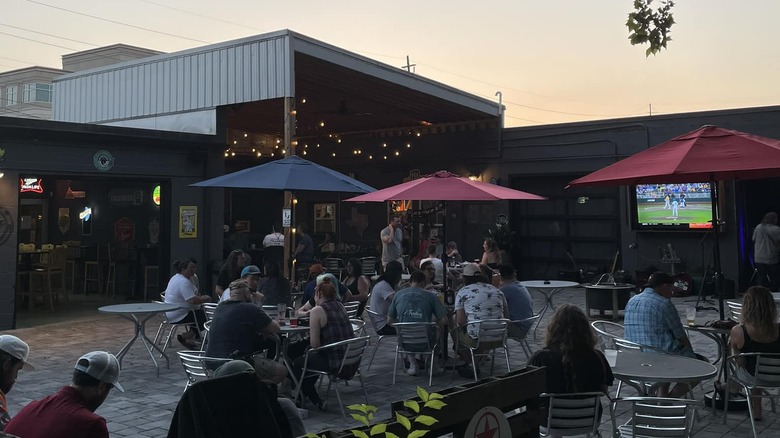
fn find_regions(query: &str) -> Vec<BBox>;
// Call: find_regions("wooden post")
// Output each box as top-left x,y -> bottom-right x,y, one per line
283,97 -> 296,279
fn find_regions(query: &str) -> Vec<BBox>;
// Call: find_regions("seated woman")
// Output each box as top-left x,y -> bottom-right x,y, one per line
297,273 -> 350,316
480,238 -> 502,267
446,241 -> 463,264
529,304 -> 613,418
257,262 -> 291,306
164,258 -> 213,349
420,260 -> 443,293
728,285 -> 780,420
291,279 -> 356,408
343,258 -> 370,316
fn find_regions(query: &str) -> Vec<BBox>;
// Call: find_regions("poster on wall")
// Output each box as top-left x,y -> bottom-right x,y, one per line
178,206 -> 197,239
58,208 -> 70,234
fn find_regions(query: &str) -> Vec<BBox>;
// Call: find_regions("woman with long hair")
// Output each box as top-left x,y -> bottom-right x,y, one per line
257,262 -> 291,306
480,238 -> 502,267
344,258 -> 370,315
215,249 -> 249,299
729,285 -> 780,420
420,260 -> 442,292
368,260 -> 403,335
529,304 -> 613,405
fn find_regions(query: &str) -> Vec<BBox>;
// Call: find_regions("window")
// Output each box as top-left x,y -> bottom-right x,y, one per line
22,83 -> 52,103
6,86 -> 17,106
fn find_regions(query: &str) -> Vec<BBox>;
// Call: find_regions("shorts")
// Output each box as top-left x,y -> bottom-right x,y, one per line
252,355 -> 279,379
456,327 -> 502,352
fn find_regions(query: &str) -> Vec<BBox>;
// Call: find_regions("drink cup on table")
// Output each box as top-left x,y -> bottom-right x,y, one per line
686,306 -> 697,326
277,303 -> 286,324
604,349 -> 618,367
290,310 -> 298,327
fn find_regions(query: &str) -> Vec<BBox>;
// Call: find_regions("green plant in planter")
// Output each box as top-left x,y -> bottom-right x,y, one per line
487,222 -> 516,251
304,386 -> 446,438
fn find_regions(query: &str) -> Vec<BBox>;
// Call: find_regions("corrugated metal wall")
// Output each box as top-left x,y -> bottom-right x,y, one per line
53,35 -> 292,123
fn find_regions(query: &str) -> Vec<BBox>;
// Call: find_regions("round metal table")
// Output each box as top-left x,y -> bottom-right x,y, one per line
99,302 -> 181,376
519,280 -> 580,338
612,350 -> 718,392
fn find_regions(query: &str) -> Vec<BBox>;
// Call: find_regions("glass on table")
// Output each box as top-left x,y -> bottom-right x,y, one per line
289,310 -> 298,328
686,306 -> 697,326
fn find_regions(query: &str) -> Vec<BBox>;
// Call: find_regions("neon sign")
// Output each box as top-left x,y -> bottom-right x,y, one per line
152,185 -> 161,206
79,207 -> 92,222
20,178 -> 43,194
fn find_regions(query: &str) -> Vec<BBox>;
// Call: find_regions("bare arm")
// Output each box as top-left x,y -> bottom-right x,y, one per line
381,226 -> 393,243
480,252 -> 489,265
309,306 -> 326,348
297,300 -> 313,315
349,276 -> 370,302
456,309 -> 467,326
186,295 -> 212,305
264,319 -> 281,335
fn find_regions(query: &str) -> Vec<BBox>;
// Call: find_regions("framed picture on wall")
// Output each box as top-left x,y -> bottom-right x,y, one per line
179,206 -> 197,238
313,203 -> 336,234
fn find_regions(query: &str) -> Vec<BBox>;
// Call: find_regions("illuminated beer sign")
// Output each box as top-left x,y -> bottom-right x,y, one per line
152,185 -> 161,206
20,178 -> 43,194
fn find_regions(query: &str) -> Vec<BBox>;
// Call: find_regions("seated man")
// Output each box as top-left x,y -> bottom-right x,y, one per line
0,335 -> 35,432
220,264 -> 264,302
301,264 -> 326,305
5,351 -> 122,438
419,244 -> 444,284
624,271 -> 696,398
387,270 -> 448,375
453,264 -> 508,374
206,279 -> 287,384
498,265 -> 534,338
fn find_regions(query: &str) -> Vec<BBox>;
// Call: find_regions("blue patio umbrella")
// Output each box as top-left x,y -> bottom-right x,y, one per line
191,155 -> 376,193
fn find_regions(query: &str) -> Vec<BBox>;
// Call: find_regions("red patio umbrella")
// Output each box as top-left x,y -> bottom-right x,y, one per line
345,170 -> 545,274
568,125 -> 780,318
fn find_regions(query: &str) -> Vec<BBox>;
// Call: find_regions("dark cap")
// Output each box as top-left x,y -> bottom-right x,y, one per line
647,271 -> 674,288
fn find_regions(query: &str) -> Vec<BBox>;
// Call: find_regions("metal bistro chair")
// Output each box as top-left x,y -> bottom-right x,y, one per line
323,257 -> 345,281
202,302 -> 218,322
299,336 -> 371,421
540,391 -> 604,437
726,301 -> 742,323
200,320 -> 213,351
365,309 -> 396,371
610,396 -> 698,438
392,322 -> 440,386
360,257 -> 377,277
508,314 -> 542,358
459,319 -> 511,381
350,319 -> 366,337
176,350 -> 232,392
343,301 -> 360,318
724,353 -> 780,438
153,296 -> 201,355
591,320 -> 625,351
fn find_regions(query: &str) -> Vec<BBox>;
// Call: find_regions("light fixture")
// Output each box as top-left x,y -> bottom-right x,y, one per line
301,98 -> 306,104
257,152 -> 261,157
231,152 -> 236,156
406,143 -> 411,148
332,152 -> 336,157
319,121 -> 325,127
243,133 -> 248,138
394,151 -> 400,156
578,196 -> 590,204
292,198 -> 298,205
303,150 -> 307,155
468,174 -> 481,181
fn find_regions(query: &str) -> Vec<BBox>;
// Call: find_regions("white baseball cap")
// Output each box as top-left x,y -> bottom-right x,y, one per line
0,335 -> 35,371
74,351 -> 124,392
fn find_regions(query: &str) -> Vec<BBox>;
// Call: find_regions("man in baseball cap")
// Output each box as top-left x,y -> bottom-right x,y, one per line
0,335 -> 34,432
5,351 -> 122,438
219,264 -> 264,303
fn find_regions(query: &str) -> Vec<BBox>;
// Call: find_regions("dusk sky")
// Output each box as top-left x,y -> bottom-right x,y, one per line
4,0 -> 779,127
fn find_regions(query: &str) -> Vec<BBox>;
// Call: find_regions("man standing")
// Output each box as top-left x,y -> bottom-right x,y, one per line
262,223 -> 285,249
380,214 -> 404,270
0,335 -> 34,432
454,264 -> 508,374
387,271 -> 448,375
206,279 -> 287,384
292,223 -> 314,264
5,351 -> 122,438
753,211 -> 780,290
624,271 -> 695,397
498,265 -> 535,338
220,265 -> 264,302
262,222 -> 286,267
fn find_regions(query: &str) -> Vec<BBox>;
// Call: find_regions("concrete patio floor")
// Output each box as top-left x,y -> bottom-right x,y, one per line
3,287 -> 777,437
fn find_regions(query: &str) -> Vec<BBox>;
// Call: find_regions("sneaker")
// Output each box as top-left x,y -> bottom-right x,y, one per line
406,361 -> 418,376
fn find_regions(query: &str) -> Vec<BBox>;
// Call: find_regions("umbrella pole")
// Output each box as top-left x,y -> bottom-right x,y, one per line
710,177 -> 725,320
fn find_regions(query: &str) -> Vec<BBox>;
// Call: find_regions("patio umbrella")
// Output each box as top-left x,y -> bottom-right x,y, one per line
192,155 -> 375,276
345,170 -> 545,270
568,125 -> 780,319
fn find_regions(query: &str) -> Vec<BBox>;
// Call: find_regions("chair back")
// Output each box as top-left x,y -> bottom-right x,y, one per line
343,301 -> 360,318
726,301 -> 742,323
335,336 -> 371,378
361,257 -> 377,276
47,248 -> 67,271
754,353 -> 780,387
176,350 -> 232,388
614,397 -> 697,437
40,243 -> 54,251
473,319 -> 509,349
508,314 -> 541,340
613,338 -> 644,352
350,319 -> 366,336
540,392 -> 602,437
203,302 -> 218,321
394,322 -> 438,353
591,320 -> 624,349
324,258 -> 343,278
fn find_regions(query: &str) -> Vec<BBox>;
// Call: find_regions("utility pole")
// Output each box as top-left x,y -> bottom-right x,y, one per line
401,55 -> 416,73
649,103 -> 653,116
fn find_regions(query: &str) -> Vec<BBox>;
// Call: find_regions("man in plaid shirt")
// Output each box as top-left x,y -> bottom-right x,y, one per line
624,271 -> 696,397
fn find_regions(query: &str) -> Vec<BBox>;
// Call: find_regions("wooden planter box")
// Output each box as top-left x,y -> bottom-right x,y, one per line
321,366 -> 545,438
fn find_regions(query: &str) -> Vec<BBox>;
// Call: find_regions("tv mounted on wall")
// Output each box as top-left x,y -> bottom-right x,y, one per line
630,182 -> 714,231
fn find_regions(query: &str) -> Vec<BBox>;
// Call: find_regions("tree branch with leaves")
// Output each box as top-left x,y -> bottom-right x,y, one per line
627,0 -> 675,56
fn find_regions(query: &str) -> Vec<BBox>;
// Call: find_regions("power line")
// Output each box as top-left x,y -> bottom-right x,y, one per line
26,0 -> 212,44
137,0 -> 265,33
0,30 -> 80,52
0,22 -> 97,47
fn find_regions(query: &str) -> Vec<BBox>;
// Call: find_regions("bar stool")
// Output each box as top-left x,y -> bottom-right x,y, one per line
105,244 -> 117,297
83,245 -> 102,294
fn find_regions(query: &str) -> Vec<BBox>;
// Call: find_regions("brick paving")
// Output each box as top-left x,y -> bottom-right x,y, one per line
3,289 -> 777,437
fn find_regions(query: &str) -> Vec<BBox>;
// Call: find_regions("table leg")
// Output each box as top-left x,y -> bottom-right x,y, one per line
612,289 -> 620,321
116,313 -> 169,377
116,314 -> 142,366
532,289 -> 560,339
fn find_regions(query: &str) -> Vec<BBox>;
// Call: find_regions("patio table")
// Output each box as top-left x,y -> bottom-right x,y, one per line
277,324 -> 311,388
611,350 -> 717,395
520,280 -> 579,338
684,319 -> 732,382
98,302 -> 181,376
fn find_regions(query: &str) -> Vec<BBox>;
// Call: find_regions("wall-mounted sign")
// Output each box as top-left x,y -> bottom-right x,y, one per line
152,185 -> 161,206
80,207 -> 92,236
179,206 -> 197,239
114,217 -> 135,243
20,178 -> 43,194
109,189 -> 143,206
64,187 -> 86,199
282,208 -> 291,228
93,149 -> 115,172
58,207 -> 70,234
79,207 -> 92,221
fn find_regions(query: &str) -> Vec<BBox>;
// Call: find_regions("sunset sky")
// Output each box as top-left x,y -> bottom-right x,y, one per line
4,0 -> 779,127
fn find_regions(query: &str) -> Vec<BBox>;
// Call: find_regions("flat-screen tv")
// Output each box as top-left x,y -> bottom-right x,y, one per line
631,182 -> 714,231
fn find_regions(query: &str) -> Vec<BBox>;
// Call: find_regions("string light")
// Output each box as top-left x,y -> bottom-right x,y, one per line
320,121 -> 325,127
243,133 -> 248,138
301,98 -> 307,104
233,140 -> 237,144
257,152 -> 261,157
369,155 -> 373,160
406,143 -> 411,148
383,155 -> 387,160
332,152 -> 336,157
382,143 -> 387,148
395,151 -> 400,156
303,150 -> 307,155
231,152 -> 236,156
